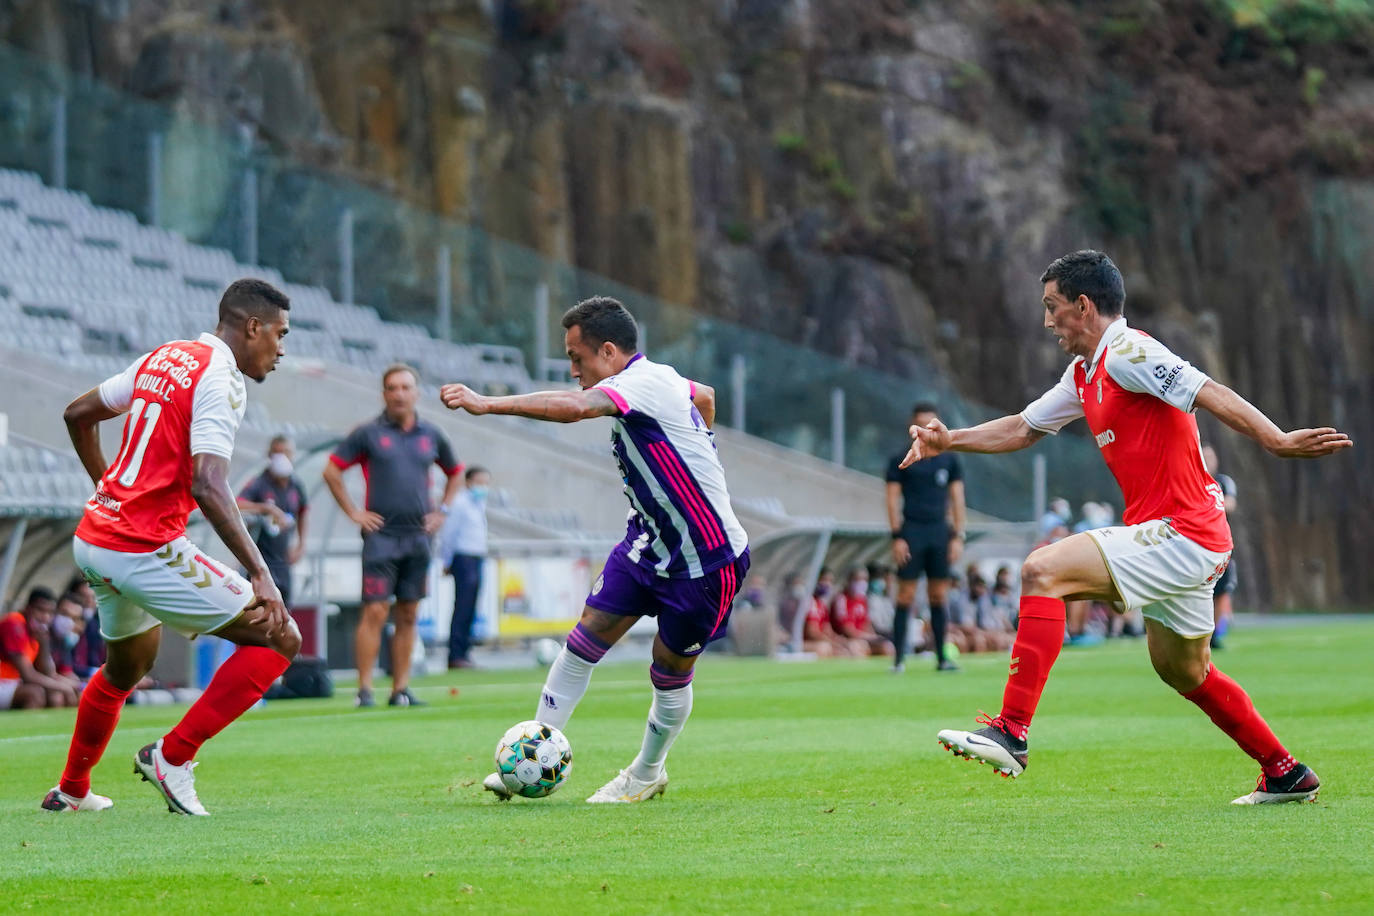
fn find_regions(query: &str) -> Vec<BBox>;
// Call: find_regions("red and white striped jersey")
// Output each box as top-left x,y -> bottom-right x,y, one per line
1020,318 -> 1232,553
76,333 -> 247,552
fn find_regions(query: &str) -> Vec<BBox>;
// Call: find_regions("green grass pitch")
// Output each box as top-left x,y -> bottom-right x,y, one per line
2,621 -> 1372,914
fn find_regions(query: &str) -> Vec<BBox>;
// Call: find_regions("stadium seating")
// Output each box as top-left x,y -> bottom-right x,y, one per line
0,167 -> 533,395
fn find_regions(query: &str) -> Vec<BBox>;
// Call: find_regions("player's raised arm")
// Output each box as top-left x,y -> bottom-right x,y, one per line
1193,381 -> 1352,459
440,383 -> 619,424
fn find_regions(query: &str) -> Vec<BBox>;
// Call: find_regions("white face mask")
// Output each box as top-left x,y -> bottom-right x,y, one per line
269,453 -> 293,477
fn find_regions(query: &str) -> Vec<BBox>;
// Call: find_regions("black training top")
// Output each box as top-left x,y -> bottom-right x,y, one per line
885,450 -> 963,525
238,471 -> 308,567
329,412 -> 461,534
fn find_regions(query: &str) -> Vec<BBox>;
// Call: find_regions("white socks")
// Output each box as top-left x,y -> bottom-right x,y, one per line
535,647 -> 595,731
627,685 -> 693,781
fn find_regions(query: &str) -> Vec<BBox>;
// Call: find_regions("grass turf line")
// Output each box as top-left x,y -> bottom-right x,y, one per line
1,621 -> 1371,914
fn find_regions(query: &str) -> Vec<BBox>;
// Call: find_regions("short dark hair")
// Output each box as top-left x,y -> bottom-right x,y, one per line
218,278 -> 290,326
268,434 -> 293,451
911,401 -> 939,418
382,363 -> 419,387
57,592 -> 84,609
1040,250 -> 1125,316
25,586 -> 56,607
464,466 -> 489,483
561,296 -> 638,353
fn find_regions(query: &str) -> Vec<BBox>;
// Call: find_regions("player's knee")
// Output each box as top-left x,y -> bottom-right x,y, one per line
1151,653 -> 1207,693
273,620 -> 302,660
1020,551 -> 1059,596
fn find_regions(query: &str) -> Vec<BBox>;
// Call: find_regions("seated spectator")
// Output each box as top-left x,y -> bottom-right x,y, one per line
776,572 -> 807,651
802,568 -> 866,658
865,564 -> 896,638
50,592 -> 87,679
967,571 -> 1015,652
1,588 -> 79,710
991,565 -> 1017,617
65,573 -> 107,677
830,568 -> 894,657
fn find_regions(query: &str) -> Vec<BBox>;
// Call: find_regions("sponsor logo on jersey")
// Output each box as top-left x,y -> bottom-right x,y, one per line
592,573 -> 604,595
683,643 -> 702,653
1158,363 -> 1184,396
935,468 -> 949,487
1094,428 -> 1116,448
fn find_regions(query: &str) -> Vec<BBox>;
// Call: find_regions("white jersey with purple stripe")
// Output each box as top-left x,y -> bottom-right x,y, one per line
594,355 -> 748,579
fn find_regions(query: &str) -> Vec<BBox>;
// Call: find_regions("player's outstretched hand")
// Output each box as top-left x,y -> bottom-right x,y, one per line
440,383 -> 489,415
898,417 -> 953,468
1269,427 -> 1353,459
244,573 -> 289,636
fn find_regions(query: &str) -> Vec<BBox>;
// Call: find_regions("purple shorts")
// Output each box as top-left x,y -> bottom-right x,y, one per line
586,545 -> 750,656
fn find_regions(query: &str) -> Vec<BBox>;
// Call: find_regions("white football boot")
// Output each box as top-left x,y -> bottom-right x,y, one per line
937,713 -> 1028,778
1231,763 -> 1320,805
483,772 -> 513,800
586,768 -> 668,803
40,787 -> 113,812
134,739 -> 210,816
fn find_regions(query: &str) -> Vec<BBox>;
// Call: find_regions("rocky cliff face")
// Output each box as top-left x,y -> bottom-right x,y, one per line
3,0 -> 1371,607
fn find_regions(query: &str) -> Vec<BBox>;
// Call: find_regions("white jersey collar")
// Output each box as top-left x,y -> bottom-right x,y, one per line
197,331 -> 236,363
1085,317 -> 1128,379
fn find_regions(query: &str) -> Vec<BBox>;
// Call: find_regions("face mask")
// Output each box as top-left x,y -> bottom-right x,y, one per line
850,582 -> 868,597
269,453 -> 293,477
744,588 -> 764,605
469,485 -> 489,501
815,584 -> 832,599
870,580 -> 887,596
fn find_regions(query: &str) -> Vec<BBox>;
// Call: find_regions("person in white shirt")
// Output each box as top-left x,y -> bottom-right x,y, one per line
439,467 -> 490,669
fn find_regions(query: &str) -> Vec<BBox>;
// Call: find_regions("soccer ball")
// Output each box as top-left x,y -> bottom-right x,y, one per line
494,720 -> 572,798
533,637 -> 562,666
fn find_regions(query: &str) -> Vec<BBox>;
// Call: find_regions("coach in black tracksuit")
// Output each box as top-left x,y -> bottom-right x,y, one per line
886,402 -> 966,673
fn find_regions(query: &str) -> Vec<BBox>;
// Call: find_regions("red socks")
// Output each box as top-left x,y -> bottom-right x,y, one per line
60,668 -> 132,798
161,646 -> 289,766
1183,664 -> 1295,777
998,596 -> 1066,740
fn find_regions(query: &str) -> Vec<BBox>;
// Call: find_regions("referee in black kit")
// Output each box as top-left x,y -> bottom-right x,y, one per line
324,364 -> 464,708
886,402 -> 967,673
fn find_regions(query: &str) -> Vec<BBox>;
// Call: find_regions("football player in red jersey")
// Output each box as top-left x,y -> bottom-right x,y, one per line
905,250 -> 1350,804
43,279 -> 299,815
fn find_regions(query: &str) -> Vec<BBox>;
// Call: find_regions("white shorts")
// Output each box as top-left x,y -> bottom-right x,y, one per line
1086,520 -> 1231,639
0,678 -> 19,709
73,535 -> 254,641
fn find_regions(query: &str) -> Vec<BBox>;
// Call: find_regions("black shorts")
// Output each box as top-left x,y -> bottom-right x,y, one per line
361,531 -> 432,603
1214,558 -> 1238,595
897,522 -> 951,582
